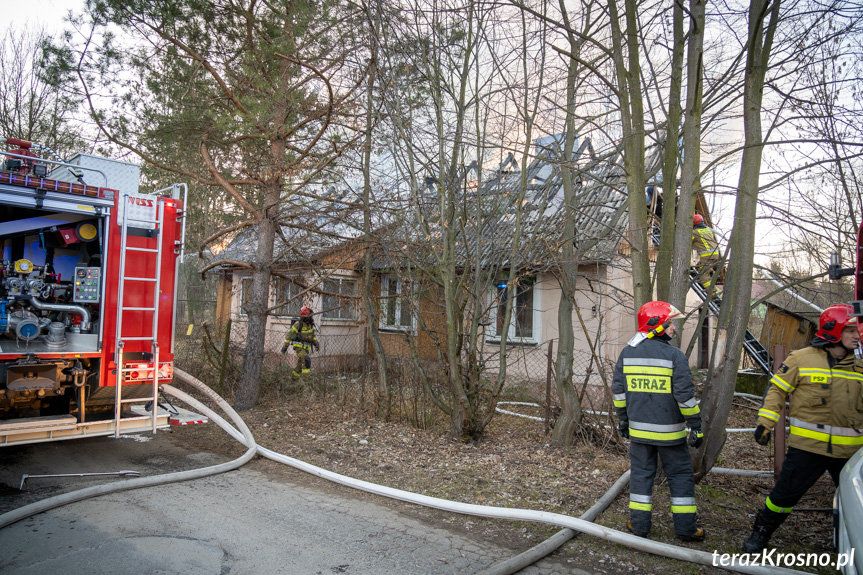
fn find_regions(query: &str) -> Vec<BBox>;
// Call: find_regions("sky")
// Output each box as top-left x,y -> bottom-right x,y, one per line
2,0 -> 819,271
8,0 -> 83,34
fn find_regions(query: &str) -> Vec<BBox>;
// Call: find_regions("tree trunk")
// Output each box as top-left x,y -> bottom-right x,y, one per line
609,0 -> 650,312
655,0 -> 685,302
693,0 -> 781,479
551,36 -> 584,447
235,207 -> 277,410
360,10 -> 391,420
669,0 -> 705,321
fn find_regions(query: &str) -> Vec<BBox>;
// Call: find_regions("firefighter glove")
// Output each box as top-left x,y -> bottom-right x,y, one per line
281,346 -> 288,354
689,428 -> 704,449
314,341 -> 320,351
753,425 -> 771,446
617,423 -> 630,439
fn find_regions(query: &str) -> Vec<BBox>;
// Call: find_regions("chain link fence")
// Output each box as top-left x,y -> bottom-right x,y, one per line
173,311 -> 617,440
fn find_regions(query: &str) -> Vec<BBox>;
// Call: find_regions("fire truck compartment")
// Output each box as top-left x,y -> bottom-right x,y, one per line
1,193 -> 108,419
1,202 -> 106,355
0,141 -> 183,443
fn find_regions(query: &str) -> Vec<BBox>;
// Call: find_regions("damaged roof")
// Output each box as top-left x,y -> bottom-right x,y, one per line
373,138 -> 652,272
211,137 -> 658,274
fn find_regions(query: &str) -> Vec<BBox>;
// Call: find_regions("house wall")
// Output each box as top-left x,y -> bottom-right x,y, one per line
229,269 -> 365,357
367,275 -> 448,362
475,265 -> 608,386
224,253 -> 714,380
603,254 -> 710,369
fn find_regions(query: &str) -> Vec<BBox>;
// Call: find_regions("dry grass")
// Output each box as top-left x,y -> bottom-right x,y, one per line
176,377 -> 840,575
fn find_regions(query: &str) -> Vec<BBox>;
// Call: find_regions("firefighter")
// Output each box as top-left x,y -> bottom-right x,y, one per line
742,304 -> 863,553
613,301 -> 705,542
281,306 -> 320,379
691,214 -> 722,289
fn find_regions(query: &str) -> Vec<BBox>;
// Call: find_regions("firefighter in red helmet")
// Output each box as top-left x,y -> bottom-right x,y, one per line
613,301 -> 705,542
691,213 -> 723,290
742,304 -> 863,553
282,306 -> 320,379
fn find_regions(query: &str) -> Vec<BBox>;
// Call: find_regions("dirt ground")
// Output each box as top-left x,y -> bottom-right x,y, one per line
176,386 -> 840,575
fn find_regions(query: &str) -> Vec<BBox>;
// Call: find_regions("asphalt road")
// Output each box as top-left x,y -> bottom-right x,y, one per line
0,430 -> 586,575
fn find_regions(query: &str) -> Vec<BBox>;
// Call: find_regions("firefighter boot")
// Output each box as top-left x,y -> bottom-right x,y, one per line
626,520 -> 648,538
677,527 -> 705,542
742,510 -> 785,553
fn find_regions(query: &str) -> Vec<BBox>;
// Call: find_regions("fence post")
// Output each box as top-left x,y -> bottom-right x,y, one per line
772,345 -> 786,479
545,339 -> 554,435
218,319 -> 232,394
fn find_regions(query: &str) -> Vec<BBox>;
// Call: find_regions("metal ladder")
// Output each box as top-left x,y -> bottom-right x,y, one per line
688,268 -> 773,374
649,225 -> 772,373
114,198 -> 166,437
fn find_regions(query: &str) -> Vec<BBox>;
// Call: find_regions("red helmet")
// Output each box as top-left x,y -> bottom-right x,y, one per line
815,304 -> 857,342
637,301 -> 682,333
693,213 -> 704,226
299,306 -> 312,318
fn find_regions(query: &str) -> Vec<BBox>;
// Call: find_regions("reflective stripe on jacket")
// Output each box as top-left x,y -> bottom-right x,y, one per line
285,320 -> 317,350
757,346 -> 863,459
612,338 -> 702,445
691,226 -> 721,260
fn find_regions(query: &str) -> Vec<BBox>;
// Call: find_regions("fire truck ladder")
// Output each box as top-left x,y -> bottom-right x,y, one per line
689,268 -> 773,374
114,198 -> 166,437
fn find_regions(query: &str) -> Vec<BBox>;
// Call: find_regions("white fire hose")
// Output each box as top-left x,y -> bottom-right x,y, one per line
0,369 -> 808,575
0,373 -> 256,530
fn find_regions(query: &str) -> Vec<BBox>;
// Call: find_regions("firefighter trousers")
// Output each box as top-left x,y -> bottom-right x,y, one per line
758,446 -> 847,528
292,347 -> 311,378
695,257 -> 722,289
629,441 -> 698,537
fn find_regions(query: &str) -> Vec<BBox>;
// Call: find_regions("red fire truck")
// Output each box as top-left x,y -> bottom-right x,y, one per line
0,137 -> 188,446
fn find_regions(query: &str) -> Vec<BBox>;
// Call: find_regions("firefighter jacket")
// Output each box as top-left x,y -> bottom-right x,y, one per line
691,224 -> 721,265
285,320 -> 318,351
612,338 -> 702,445
757,346 -> 863,459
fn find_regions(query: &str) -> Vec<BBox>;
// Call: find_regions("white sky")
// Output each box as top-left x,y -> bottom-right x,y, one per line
8,0 -> 84,34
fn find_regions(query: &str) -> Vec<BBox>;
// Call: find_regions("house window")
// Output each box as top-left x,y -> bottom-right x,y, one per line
322,277 -> 357,321
491,276 -> 538,343
380,275 -> 416,332
274,277 -> 304,317
239,277 -> 253,316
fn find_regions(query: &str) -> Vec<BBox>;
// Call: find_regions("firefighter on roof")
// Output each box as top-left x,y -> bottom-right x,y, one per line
691,214 -> 723,289
282,306 -> 319,379
613,301 -> 705,542
742,304 -> 863,553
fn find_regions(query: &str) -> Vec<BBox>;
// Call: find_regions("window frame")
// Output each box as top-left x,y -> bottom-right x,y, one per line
321,276 -> 358,322
379,274 -> 418,334
239,277 -> 253,317
486,276 -> 540,344
273,276 -> 304,318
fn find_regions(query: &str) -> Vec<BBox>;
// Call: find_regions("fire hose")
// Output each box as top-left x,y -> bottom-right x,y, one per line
0,369 -> 809,575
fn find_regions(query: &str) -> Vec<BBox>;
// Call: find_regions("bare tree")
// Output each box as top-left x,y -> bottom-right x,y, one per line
693,0 -> 782,478
607,0 -> 652,313
0,26 -> 85,156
